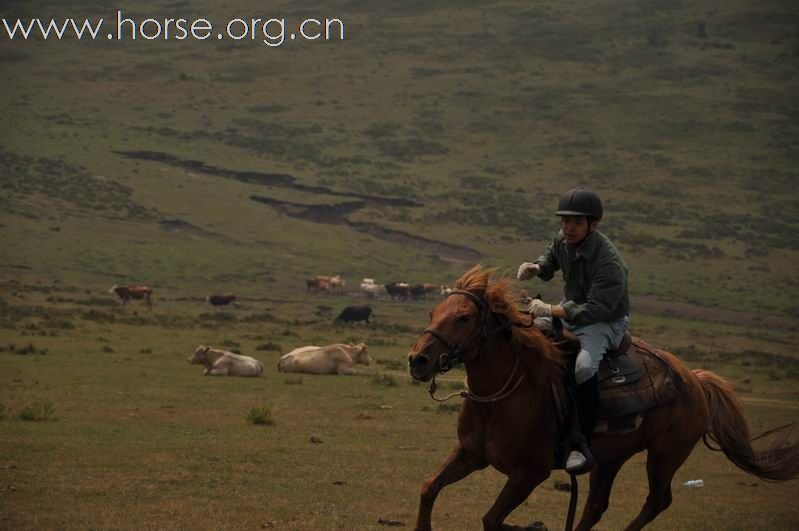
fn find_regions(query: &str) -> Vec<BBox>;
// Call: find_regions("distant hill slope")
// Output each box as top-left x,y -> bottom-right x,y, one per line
1,0 -> 797,316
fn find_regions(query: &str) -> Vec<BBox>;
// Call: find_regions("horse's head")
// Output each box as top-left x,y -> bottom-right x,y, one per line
408,290 -> 488,382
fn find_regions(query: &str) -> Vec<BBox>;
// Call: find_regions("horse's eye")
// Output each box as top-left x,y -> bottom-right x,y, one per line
457,315 -> 471,323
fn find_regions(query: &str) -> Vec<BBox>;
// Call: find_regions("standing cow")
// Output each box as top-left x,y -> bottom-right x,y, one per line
360,279 -> 384,298
109,285 -> 153,307
207,293 -> 240,308
334,305 -> 372,325
384,282 -> 410,300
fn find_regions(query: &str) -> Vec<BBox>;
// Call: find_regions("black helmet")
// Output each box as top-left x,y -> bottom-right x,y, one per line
555,187 -> 603,220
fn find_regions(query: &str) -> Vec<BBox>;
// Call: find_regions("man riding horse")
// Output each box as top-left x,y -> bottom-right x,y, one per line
517,187 -> 629,475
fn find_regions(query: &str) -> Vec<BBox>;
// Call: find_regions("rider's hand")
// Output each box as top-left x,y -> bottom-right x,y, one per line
526,298 -> 552,318
517,262 -> 540,281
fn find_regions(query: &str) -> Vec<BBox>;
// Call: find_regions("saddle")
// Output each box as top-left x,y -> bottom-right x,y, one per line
543,321 -> 679,432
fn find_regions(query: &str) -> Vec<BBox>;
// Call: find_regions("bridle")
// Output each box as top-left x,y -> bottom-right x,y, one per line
420,289 -> 524,403
422,290 -> 491,373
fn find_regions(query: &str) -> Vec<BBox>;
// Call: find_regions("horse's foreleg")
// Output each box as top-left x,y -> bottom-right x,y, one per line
482,468 -> 549,531
574,452 -> 633,531
415,445 -> 487,531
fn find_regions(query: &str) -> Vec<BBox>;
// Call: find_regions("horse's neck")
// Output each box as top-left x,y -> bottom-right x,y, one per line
464,340 -> 523,397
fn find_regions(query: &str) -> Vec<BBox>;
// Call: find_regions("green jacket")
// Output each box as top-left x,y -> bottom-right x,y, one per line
534,230 -> 629,326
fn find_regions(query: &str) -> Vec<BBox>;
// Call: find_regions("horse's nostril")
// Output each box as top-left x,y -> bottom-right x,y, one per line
409,354 -> 428,367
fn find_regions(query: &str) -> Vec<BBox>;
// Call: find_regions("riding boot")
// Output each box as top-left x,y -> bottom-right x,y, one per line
565,374 -> 600,475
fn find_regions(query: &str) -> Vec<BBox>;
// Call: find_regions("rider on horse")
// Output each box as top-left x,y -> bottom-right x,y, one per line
517,187 -> 630,474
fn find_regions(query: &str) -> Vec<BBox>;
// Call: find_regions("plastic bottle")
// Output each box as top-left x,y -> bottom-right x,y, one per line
683,479 -> 704,488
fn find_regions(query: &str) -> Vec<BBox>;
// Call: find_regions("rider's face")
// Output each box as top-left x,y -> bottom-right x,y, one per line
560,216 -> 595,245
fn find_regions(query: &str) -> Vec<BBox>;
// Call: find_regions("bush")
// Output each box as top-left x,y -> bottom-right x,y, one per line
246,406 -> 274,425
19,401 -> 56,421
255,342 -> 282,351
372,372 -> 398,387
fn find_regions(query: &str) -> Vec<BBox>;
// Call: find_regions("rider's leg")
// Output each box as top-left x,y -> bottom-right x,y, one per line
564,321 -> 623,474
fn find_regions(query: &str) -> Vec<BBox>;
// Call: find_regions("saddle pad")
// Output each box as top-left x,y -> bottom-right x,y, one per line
598,342 -> 678,419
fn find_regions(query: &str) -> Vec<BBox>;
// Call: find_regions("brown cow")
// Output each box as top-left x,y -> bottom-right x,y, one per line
207,294 -> 240,307
109,285 -> 153,307
306,277 -> 331,292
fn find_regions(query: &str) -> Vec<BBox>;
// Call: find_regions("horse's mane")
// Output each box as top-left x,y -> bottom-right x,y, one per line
455,264 -> 564,382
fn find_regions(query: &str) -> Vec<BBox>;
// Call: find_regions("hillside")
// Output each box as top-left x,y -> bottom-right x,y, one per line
1,0 -> 798,316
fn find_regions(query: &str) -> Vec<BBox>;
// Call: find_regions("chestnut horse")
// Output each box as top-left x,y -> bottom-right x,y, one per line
407,265 -> 799,530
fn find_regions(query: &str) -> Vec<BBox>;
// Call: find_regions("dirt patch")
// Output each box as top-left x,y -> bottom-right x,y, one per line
115,150 -> 420,207
251,195 -> 482,264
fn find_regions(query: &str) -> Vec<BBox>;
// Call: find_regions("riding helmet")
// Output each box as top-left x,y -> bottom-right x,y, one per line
555,187 -> 603,220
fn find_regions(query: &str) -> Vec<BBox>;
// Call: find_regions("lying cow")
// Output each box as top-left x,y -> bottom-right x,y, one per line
189,345 -> 264,377
109,284 -> 153,307
207,293 -> 240,307
334,305 -> 372,325
276,343 -> 370,375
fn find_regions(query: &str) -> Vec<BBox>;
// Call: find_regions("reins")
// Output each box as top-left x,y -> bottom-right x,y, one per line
424,290 -> 525,403
419,288 -> 580,531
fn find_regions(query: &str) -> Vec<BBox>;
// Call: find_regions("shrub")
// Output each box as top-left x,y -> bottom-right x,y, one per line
372,372 -> 398,387
255,342 -> 281,351
247,406 -> 274,425
19,401 -> 56,421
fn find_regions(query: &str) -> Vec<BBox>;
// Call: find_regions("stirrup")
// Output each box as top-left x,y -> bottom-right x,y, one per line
565,449 -> 594,475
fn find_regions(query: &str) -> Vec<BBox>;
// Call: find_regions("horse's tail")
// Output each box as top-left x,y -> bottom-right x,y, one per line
694,369 -> 799,482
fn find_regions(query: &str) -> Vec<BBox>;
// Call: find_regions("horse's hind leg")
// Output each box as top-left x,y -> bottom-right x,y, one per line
623,436 -> 697,531
574,452 -> 634,531
415,445 -> 487,531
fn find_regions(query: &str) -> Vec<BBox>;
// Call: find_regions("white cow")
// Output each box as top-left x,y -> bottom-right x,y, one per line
360,279 -> 384,298
276,343 -> 370,375
189,345 -> 264,377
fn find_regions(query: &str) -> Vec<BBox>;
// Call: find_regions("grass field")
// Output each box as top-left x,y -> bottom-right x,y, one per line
1,0 -> 798,528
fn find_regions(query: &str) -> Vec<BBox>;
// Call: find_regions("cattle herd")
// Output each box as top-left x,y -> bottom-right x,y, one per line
311,276 -> 453,301
106,275 -> 442,378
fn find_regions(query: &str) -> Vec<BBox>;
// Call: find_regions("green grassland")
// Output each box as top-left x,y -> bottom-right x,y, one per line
1,0 -> 798,529
1,294 -> 798,530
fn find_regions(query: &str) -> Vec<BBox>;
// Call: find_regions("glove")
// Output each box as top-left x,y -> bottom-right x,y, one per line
516,262 -> 540,281
526,298 -> 552,318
